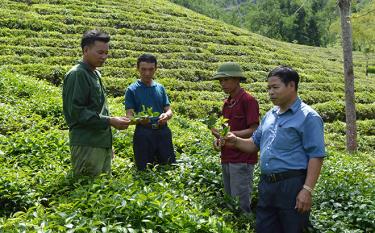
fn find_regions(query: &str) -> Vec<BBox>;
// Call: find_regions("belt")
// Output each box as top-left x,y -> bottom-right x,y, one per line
137,123 -> 166,130
261,169 -> 306,183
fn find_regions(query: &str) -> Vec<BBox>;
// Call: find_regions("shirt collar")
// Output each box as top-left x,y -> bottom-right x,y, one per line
290,97 -> 302,113
78,61 -> 95,72
272,97 -> 301,114
137,79 -> 156,87
224,88 -> 245,105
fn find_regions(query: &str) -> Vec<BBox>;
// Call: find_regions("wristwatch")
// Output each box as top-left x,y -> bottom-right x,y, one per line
303,184 -> 314,194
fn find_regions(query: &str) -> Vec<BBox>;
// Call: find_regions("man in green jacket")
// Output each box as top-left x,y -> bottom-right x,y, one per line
63,30 -> 130,177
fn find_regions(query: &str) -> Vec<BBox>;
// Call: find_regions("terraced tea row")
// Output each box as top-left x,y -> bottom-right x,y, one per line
0,0 -> 374,124
1,0 -> 371,83
0,34 -> 345,74
1,71 -> 374,136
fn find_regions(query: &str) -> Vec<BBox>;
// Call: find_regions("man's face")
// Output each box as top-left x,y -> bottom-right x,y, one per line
219,77 -> 240,94
83,41 -> 109,68
137,62 -> 157,81
267,76 -> 295,106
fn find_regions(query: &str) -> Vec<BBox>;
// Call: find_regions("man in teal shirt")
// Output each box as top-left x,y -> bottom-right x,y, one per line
63,30 -> 130,177
124,54 -> 175,170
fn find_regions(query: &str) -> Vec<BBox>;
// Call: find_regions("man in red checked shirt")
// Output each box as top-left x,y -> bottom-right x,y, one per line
211,62 -> 260,213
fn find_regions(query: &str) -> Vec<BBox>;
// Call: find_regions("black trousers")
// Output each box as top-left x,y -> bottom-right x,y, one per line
256,174 -> 310,233
133,126 -> 175,170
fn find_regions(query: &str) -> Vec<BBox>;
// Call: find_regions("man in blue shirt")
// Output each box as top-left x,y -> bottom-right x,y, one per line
224,66 -> 325,233
124,54 -> 175,170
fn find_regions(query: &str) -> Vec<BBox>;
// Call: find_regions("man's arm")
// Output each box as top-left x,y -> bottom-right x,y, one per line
231,123 -> 258,138
63,71 -> 130,130
295,157 -> 324,213
158,106 -> 172,125
238,95 -> 259,139
109,117 -> 130,130
211,125 -> 257,140
295,112 -> 325,213
224,132 -> 259,154
64,71 -> 109,130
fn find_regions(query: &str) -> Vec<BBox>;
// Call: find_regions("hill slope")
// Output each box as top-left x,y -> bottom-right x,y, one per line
0,0 -> 374,232
0,0 -> 374,147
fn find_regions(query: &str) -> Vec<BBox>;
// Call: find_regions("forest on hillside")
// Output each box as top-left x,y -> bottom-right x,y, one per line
170,0 -> 375,52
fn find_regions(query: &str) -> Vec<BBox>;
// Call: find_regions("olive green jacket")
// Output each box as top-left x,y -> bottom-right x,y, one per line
62,62 -> 112,148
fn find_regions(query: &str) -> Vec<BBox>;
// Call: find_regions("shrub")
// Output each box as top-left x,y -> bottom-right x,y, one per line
312,151 -> 375,232
313,101 -> 345,122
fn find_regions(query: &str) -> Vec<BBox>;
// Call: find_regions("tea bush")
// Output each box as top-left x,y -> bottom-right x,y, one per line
312,151 -> 375,232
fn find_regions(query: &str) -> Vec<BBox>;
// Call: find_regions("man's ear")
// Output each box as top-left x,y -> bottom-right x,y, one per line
83,45 -> 90,55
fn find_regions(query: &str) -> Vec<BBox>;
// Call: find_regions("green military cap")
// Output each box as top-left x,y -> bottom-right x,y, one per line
212,62 -> 246,82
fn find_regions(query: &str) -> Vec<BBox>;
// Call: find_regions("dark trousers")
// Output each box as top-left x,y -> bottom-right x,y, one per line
256,175 -> 310,233
133,126 -> 175,170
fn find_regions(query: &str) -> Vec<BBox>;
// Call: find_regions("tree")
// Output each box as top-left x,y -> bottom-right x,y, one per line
351,1 -> 375,77
171,0 -> 372,47
338,0 -> 357,153
243,0 -> 333,46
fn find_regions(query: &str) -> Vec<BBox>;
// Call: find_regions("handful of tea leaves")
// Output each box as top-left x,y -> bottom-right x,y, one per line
216,116 -> 230,137
129,105 -> 160,125
203,114 -> 230,137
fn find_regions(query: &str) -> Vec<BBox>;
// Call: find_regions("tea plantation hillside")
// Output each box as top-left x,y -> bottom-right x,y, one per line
0,0 -> 374,232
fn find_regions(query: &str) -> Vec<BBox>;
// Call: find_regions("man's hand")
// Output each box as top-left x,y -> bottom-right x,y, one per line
139,117 -> 150,125
210,128 -> 220,139
223,132 -> 237,147
295,188 -> 312,213
110,117 -> 131,130
213,138 -> 222,151
158,113 -> 170,125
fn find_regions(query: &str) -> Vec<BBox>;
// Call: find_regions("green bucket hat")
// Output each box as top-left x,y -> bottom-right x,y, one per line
212,62 -> 246,82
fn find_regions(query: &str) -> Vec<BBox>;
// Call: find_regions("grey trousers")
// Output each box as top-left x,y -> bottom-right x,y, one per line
222,163 -> 255,213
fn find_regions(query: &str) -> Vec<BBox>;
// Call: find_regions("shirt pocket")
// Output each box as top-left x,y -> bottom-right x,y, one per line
230,115 -> 246,129
273,127 -> 300,150
233,115 -> 245,119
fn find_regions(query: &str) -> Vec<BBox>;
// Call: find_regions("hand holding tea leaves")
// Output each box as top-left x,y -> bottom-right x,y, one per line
203,115 -> 230,150
158,112 -> 170,125
204,115 -> 230,137
216,116 -> 230,137
129,105 -> 160,125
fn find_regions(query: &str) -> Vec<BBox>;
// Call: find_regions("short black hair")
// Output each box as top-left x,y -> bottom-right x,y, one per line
137,53 -> 157,67
267,65 -> 299,91
81,30 -> 110,51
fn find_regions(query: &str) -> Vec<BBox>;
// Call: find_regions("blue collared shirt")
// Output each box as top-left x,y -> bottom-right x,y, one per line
252,97 -> 325,174
124,80 -> 170,124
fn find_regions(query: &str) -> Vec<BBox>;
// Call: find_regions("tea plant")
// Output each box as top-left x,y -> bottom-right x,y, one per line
203,115 -> 230,137
128,105 -> 160,125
